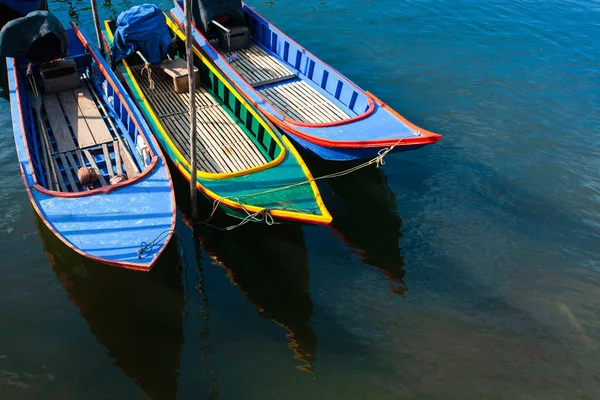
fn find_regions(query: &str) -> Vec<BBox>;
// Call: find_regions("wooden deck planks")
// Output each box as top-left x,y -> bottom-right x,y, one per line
42,94 -> 77,154
83,149 -> 108,187
260,80 -> 349,123
224,43 -> 295,87
58,90 -> 96,148
75,86 -> 114,145
59,153 -> 79,192
102,144 -> 114,177
51,156 -> 68,192
131,63 -> 268,174
114,141 -> 123,175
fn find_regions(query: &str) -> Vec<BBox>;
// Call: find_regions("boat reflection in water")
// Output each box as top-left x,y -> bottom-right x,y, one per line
309,156 -> 407,297
199,223 -> 317,374
35,215 -> 185,399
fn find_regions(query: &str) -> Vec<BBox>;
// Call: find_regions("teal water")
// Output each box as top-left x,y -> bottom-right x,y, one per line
1,0 -> 599,398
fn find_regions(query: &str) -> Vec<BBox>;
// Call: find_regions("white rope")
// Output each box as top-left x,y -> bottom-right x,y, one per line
200,138 -> 404,230
141,63 -> 155,90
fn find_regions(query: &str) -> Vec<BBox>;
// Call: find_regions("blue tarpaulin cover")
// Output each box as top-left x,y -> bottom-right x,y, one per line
110,4 -> 171,65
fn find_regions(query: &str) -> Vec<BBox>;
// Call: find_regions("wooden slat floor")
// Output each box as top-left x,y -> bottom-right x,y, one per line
40,78 -> 138,192
131,64 -> 268,174
259,79 -> 350,124
222,42 -> 350,124
223,42 -> 295,87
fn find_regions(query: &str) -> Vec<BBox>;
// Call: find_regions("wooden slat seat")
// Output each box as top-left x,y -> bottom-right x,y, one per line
131,63 -> 268,174
223,42 -> 296,87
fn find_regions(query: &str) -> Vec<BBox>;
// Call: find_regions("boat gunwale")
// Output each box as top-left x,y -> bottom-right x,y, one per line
8,25 -> 177,271
170,2 -> 442,149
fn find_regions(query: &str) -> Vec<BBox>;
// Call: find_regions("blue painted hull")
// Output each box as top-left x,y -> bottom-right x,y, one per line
170,1 -> 441,162
8,26 -> 176,271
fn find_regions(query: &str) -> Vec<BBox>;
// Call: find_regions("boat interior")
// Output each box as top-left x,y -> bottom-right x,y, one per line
17,30 -> 147,193
222,42 -> 353,124
116,20 -> 284,175
181,1 -> 373,124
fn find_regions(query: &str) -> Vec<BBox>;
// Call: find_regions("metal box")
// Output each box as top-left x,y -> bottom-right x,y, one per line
40,58 -> 81,93
217,25 -> 250,52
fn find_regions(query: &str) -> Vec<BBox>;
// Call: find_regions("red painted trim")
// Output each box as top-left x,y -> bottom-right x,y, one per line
366,91 -> 442,141
72,23 -> 156,159
33,156 -> 158,197
170,4 -> 376,128
171,6 -> 441,150
21,163 -> 158,272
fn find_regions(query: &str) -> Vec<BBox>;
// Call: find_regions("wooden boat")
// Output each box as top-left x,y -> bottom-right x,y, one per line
8,24 -> 176,271
104,16 -> 332,225
170,1 -> 442,162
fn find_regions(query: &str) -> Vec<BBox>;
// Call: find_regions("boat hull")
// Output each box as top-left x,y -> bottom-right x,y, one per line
104,16 -> 332,226
8,26 -> 176,271
170,1 -> 441,162
285,132 -> 426,162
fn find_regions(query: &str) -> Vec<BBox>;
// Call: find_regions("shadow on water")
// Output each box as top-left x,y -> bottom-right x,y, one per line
307,154 -> 407,297
34,214 -> 186,399
201,223 -> 317,374
170,162 -> 318,375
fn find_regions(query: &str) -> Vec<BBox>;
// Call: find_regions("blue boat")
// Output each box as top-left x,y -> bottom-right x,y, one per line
170,1 -> 442,162
7,23 -> 176,271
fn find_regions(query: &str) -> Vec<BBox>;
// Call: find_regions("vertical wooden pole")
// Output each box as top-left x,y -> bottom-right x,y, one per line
90,0 -> 105,57
184,0 -> 198,219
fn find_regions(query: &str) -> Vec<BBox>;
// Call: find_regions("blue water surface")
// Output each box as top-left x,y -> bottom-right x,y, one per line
0,0 -> 599,398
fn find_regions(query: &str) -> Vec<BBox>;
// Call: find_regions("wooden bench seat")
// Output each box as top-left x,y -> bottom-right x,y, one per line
223,42 -> 296,87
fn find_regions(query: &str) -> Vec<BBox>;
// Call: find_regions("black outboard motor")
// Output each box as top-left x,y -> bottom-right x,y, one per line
192,0 -> 250,52
0,10 -> 67,62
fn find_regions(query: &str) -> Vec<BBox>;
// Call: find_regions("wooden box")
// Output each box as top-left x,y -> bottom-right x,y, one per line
40,58 -> 81,93
160,58 -> 200,93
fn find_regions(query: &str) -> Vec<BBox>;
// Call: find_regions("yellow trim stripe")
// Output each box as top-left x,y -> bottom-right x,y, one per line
105,19 -> 331,224
175,159 -> 332,224
106,18 -> 285,180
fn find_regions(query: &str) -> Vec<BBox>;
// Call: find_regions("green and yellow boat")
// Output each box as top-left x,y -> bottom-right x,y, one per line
104,14 -> 331,225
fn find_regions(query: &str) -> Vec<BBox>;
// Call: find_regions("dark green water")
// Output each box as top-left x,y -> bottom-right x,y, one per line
1,0 -> 599,398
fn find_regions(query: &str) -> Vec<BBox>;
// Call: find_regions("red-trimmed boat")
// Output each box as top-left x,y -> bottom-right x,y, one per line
7,20 -> 176,271
170,0 -> 441,161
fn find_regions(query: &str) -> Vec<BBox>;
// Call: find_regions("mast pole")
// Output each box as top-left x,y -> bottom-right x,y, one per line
90,0 -> 105,57
184,0 -> 199,219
